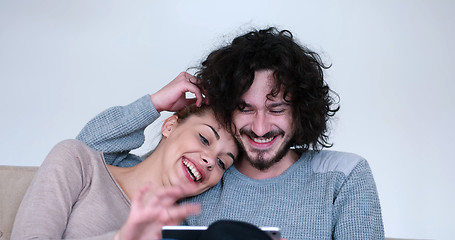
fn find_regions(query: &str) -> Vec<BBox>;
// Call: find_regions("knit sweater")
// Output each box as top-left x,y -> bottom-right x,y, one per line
76,95 -> 160,166
11,140 -> 129,240
76,95 -> 384,240
183,151 -> 384,240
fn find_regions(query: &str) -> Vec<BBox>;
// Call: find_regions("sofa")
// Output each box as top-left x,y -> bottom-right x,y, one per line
0,165 -> 38,240
0,165 -> 419,240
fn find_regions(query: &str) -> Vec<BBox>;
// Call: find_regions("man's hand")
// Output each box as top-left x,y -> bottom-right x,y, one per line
150,72 -> 208,113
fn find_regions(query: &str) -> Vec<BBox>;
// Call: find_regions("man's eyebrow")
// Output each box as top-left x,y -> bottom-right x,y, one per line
238,101 -> 251,108
204,124 -> 220,140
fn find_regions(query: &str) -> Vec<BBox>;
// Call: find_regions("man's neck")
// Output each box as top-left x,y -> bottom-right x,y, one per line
235,150 -> 300,180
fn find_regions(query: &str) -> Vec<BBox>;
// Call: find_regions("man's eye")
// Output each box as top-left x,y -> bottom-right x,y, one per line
237,103 -> 252,113
199,134 -> 209,145
239,108 -> 253,113
217,158 -> 226,170
270,109 -> 285,114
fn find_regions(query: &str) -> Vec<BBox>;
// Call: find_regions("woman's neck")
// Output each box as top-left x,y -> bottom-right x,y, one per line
107,151 -> 164,201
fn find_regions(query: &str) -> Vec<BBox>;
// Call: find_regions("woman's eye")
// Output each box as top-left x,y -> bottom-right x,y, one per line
199,134 -> 209,145
217,158 -> 226,170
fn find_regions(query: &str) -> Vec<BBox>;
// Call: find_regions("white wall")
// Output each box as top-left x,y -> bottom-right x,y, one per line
1,0 -> 453,239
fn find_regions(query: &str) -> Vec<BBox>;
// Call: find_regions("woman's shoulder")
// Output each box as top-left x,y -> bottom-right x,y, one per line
41,139 -> 104,173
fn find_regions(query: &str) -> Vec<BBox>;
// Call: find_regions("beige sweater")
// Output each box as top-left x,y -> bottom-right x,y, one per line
11,139 -> 130,240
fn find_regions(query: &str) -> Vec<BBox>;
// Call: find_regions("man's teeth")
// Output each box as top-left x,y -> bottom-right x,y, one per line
252,137 -> 273,143
183,159 -> 202,181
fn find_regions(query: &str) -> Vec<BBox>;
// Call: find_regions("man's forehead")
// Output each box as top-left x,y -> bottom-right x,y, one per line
240,95 -> 289,106
240,85 -> 288,103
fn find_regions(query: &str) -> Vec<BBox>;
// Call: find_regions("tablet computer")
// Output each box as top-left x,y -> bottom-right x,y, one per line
162,225 -> 281,240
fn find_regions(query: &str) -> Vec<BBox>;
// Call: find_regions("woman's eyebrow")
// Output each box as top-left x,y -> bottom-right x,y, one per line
227,153 -> 235,162
203,124 -> 235,161
203,124 -> 220,140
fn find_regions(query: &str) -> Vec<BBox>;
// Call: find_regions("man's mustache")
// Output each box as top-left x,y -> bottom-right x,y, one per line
238,129 -> 285,139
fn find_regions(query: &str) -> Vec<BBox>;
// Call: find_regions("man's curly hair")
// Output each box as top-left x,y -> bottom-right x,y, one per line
195,27 -> 339,152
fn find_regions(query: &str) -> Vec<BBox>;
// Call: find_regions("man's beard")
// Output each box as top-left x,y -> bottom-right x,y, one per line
238,129 -> 293,171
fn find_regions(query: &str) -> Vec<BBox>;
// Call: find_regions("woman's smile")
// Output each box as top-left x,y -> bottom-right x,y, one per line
182,157 -> 204,183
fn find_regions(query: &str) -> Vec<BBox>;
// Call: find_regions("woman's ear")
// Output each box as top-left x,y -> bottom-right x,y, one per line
162,115 -> 179,138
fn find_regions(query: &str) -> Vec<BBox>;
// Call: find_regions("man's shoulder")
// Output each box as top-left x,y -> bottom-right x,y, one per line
308,150 -> 366,177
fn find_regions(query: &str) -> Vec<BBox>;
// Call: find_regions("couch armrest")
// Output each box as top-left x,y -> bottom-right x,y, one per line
0,165 -> 38,240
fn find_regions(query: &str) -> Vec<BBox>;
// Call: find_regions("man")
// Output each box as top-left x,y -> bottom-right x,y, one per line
77,27 -> 384,239
183,27 -> 384,239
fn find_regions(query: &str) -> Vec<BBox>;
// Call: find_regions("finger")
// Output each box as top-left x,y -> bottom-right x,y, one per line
158,184 -> 200,207
184,72 -> 198,84
151,185 -> 193,207
194,92 -> 203,107
191,75 -> 209,105
182,73 -> 205,106
200,88 -> 209,105
132,182 -> 153,207
184,83 -> 204,107
184,98 -> 197,106
165,204 -> 201,225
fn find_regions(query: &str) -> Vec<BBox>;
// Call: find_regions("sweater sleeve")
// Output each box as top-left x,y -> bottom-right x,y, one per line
76,95 -> 160,167
332,159 -> 384,239
11,140 -> 117,240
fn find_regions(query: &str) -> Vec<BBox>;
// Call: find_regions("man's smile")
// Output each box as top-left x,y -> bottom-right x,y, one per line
240,129 -> 284,149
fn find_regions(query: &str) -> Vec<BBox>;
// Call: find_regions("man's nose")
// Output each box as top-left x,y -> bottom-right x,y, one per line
251,111 -> 270,137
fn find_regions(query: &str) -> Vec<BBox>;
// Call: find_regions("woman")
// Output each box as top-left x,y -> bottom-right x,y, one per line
11,73 -> 239,240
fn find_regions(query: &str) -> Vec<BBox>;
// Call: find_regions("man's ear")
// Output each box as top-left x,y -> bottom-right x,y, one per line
162,115 -> 179,138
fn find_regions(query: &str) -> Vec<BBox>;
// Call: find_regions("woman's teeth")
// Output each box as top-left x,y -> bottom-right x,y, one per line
183,159 -> 202,181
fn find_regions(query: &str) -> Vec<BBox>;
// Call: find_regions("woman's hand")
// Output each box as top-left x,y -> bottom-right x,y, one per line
116,183 -> 201,240
150,72 -> 208,113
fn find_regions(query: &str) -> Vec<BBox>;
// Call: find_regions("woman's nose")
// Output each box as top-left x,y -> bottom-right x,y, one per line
202,158 -> 213,170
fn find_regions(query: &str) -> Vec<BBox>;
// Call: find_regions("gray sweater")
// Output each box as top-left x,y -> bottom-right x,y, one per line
184,151 -> 384,239
79,95 -> 384,239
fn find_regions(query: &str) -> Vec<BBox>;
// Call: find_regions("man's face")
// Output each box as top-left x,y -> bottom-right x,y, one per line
232,69 -> 295,170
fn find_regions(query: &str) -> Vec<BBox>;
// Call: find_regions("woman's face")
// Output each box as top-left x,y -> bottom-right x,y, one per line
160,110 -> 238,196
